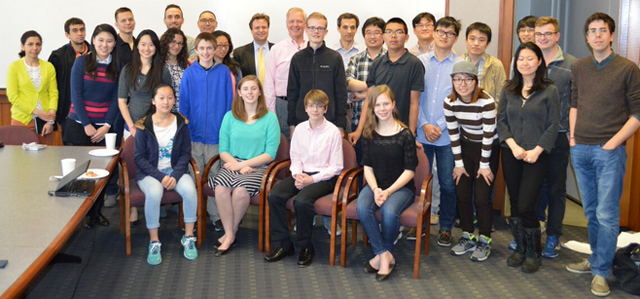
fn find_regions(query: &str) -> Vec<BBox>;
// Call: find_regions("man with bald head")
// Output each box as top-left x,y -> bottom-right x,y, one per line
197,11 -> 218,33
263,7 -> 307,139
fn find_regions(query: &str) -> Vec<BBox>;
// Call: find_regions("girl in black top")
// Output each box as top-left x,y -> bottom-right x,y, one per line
357,85 -> 417,281
498,42 -> 559,274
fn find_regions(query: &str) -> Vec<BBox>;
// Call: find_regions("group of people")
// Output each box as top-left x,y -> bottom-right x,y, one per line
6,5 -> 640,296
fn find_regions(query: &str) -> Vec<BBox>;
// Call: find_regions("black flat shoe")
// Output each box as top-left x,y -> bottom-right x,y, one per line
264,246 -> 295,263
96,213 -> 110,226
82,216 -> 96,230
297,247 -> 314,267
130,220 -> 139,228
364,261 -> 378,273
213,239 -> 221,250
376,261 -> 397,281
214,239 -> 237,257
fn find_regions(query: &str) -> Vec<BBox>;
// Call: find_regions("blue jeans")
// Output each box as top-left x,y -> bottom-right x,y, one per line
422,144 -> 456,231
570,144 -> 626,279
357,185 -> 414,255
138,169 -> 198,229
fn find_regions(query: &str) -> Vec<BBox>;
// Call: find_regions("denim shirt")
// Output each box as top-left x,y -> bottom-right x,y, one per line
417,51 -> 463,146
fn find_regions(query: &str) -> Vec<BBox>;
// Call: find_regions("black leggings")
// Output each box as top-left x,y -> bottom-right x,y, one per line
502,148 -> 548,229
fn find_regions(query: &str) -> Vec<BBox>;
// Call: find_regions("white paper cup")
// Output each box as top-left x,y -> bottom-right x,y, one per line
61,158 -> 76,176
105,133 -> 117,150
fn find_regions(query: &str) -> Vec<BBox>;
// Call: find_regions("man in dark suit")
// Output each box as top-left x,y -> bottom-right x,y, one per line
232,13 -> 273,80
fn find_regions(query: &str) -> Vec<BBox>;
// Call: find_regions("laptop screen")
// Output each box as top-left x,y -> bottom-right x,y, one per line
56,160 -> 91,191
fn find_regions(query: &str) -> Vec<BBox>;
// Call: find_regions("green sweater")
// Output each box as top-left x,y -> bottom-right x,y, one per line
571,54 -> 640,145
218,110 -> 280,161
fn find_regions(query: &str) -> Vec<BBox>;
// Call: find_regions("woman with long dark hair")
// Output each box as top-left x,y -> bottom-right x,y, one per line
64,24 -> 120,229
134,84 -> 197,265
160,28 -> 189,111
7,30 -> 58,144
118,29 -> 171,139
498,42 -> 559,273
357,85 -> 417,281
212,30 -> 242,91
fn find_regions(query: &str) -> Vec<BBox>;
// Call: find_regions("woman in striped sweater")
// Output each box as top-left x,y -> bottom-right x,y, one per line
64,24 -> 120,229
444,61 -> 499,262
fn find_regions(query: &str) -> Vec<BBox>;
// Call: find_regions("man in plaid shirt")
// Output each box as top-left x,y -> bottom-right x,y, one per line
345,17 -> 387,159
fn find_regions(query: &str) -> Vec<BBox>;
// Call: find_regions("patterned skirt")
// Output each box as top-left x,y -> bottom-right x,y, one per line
208,167 -> 267,197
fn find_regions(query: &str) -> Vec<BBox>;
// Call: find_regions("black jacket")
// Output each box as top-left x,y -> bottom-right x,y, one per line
287,41 -> 347,129
48,41 -> 90,123
134,112 -> 192,182
232,41 -> 274,77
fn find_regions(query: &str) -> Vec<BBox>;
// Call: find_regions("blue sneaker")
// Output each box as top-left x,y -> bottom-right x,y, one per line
508,240 -> 516,251
542,236 -> 560,259
147,241 -> 162,265
181,235 -> 198,260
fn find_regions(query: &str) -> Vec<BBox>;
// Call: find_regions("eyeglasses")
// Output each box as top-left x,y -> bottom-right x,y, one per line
518,28 -> 534,34
199,19 -> 216,24
587,28 -> 609,35
415,23 -> 434,29
384,30 -> 405,36
534,32 -> 557,38
307,26 -> 327,33
364,31 -> 382,37
216,43 -> 230,49
452,77 -> 475,85
306,104 -> 325,109
170,40 -> 184,47
435,29 -> 457,38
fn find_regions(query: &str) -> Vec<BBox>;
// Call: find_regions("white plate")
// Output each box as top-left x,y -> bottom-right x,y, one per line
89,149 -> 119,157
79,169 -> 110,179
24,144 -> 47,151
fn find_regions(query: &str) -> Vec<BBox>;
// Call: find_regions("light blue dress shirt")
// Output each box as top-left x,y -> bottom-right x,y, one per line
417,51 -> 463,146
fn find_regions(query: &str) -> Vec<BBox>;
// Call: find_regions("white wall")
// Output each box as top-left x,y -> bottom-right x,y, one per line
449,0 -> 502,58
1,1 -> 446,88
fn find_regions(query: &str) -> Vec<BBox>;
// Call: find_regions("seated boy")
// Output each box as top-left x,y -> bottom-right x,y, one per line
265,90 -> 344,267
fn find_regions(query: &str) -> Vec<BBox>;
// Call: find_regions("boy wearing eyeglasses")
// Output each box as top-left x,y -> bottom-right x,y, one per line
566,12 -> 640,297
416,16 -> 463,247
287,12 -> 347,137
531,16 -> 577,260
460,22 -> 505,102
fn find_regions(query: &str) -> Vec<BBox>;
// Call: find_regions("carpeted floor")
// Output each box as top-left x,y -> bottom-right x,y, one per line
24,205 -> 636,299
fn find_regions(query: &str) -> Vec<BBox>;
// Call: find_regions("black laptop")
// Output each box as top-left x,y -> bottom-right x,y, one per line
48,160 -> 96,197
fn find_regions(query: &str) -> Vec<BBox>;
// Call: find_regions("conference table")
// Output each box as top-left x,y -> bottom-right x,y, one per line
0,145 -> 119,299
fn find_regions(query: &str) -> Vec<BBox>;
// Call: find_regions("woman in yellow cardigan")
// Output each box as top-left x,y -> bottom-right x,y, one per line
7,30 -> 58,144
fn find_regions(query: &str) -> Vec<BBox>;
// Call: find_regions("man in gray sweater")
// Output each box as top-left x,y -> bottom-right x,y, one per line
566,12 -> 640,297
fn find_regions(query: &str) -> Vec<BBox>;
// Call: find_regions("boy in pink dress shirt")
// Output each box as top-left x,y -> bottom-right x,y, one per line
265,90 -> 344,267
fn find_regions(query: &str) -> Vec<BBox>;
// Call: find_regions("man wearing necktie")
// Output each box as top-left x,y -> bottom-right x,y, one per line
233,13 -> 274,81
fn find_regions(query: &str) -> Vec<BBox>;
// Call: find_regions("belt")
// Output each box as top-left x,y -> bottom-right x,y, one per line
276,96 -> 288,101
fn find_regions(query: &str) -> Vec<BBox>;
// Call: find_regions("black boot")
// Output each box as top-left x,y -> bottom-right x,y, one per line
522,227 -> 542,273
507,217 -> 525,267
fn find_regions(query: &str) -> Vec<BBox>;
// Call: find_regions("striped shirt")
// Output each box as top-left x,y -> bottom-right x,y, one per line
443,92 -> 497,169
345,48 -> 386,126
68,55 -> 119,126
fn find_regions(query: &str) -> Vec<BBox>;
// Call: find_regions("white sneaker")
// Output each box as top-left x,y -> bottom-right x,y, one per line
103,194 -> 117,208
323,219 -> 341,236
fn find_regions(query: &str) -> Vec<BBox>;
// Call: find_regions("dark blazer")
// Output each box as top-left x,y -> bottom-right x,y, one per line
47,41 -> 90,124
232,41 -> 274,77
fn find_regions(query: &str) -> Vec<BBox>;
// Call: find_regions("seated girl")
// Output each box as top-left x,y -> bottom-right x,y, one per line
134,84 -> 198,265
209,75 -> 280,256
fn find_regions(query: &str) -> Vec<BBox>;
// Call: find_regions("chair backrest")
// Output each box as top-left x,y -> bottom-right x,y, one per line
413,148 -> 431,194
121,136 -> 137,179
341,138 -> 357,170
0,126 -> 39,145
275,134 -> 290,162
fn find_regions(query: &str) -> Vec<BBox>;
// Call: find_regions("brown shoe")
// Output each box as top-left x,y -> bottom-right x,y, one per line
591,275 -> 610,297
